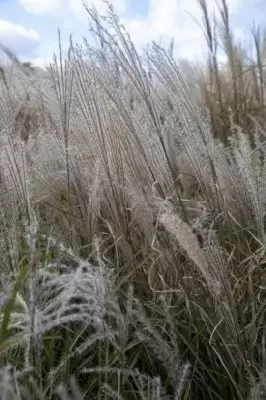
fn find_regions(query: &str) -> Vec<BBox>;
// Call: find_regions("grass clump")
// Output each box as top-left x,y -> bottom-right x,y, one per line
1,0 -> 266,398
196,0 -> 266,146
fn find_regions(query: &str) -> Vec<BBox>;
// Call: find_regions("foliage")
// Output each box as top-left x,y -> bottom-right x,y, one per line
1,1 -> 266,398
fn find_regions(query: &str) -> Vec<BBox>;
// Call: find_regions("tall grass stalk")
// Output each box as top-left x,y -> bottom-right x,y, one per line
0,0 -> 266,398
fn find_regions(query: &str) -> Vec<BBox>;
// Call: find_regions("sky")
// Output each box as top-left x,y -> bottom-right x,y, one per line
0,0 -> 265,67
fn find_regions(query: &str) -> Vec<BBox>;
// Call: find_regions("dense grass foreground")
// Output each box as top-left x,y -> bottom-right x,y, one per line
1,1 -> 266,399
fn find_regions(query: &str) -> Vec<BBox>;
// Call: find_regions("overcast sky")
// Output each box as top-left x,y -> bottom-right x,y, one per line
0,0 -> 265,67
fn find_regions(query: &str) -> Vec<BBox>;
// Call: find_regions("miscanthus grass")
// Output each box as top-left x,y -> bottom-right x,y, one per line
1,0 -> 266,398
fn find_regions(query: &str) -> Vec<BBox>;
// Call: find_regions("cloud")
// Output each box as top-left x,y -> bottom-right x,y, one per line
0,20 -> 40,56
20,0 -> 127,17
19,0 -> 64,15
123,0 -> 241,59
16,0 -> 246,62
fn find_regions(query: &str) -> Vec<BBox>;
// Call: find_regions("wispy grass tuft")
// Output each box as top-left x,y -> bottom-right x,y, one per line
1,0 -> 266,398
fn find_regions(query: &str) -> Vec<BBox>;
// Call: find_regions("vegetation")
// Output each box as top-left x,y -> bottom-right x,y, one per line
1,0 -> 266,398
